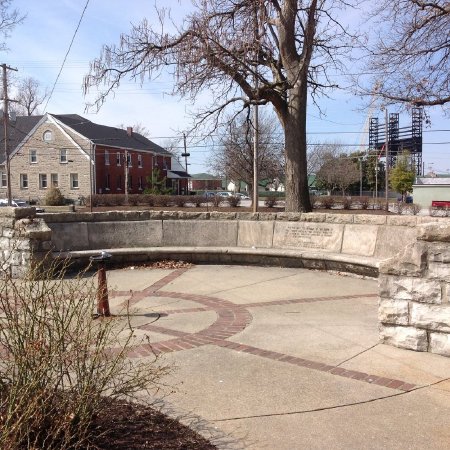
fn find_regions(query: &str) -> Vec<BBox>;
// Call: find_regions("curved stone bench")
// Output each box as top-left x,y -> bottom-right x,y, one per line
55,245 -> 380,277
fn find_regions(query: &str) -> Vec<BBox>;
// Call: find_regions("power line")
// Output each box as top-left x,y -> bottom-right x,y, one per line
43,0 -> 90,113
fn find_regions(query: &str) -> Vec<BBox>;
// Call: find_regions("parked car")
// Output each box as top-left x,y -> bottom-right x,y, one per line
233,192 -> 250,200
0,199 -> 44,212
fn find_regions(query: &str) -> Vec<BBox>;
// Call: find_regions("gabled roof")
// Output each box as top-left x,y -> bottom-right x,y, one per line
0,113 -> 171,164
0,115 -> 43,164
52,114 -> 171,155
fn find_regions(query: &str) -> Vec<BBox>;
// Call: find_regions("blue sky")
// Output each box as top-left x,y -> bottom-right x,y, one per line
3,0 -> 449,174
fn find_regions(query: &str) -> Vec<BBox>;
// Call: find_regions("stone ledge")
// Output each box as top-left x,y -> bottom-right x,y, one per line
53,246 -> 380,277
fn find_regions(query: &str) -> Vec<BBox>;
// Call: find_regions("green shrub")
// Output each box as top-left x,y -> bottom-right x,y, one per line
45,187 -> 65,206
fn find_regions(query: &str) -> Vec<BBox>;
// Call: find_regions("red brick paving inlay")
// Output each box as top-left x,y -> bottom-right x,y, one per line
109,268 -> 418,392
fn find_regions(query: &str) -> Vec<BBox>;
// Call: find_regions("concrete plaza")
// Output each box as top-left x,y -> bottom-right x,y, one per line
105,265 -> 450,449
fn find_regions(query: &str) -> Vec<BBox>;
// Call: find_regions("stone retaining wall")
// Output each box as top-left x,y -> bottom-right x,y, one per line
41,211 -> 444,261
379,223 -> 450,357
0,208 -> 52,278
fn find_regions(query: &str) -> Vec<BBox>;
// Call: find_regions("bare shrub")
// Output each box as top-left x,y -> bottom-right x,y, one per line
263,197 -> 277,208
408,203 -> 422,215
395,201 -> 406,215
211,194 -> 223,207
321,196 -> 335,209
190,195 -> 204,207
127,194 -> 140,206
153,195 -> 172,207
228,195 -> 241,207
0,253 -> 170,449
144,194 -> 155,206
173,195 -> 189,207
342,196 -> 353,210
359,196 -> 370,210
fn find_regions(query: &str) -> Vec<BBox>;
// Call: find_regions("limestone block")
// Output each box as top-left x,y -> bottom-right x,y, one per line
15,218 -> 52,241
2,250 -> 21,266
428,262 -> 450,279
378,241 -> 427,276
160,211 -> 180,220
300,213 -> 326,222
0,237 -> 10,249
162,220 -> 238,247
49,222 -> 89,251
13,207 -> 36,220
353,214 -> 386,225
380,276 -> 442,304
410,303 -> 450,332
374,226 -> 419,260
429,332 -> 450,357
88,220 -> 163,249
378,299 -> 409,325
177,212 -> 210,220
275,212 -> 302,221
342,224 -> 378,256
273,221 -> 344,252
258,212 -> 278,221
2,228 -> 14,238
0,216 -> 15,227
443,283 -> 450,303
234,212 -> 256,220
325,213 -> 354,224
379,324 -> 428,351
148,211 -> 163,220
427,242 -> 450,263
386,216 -> 418,227
418,223 -> 450,243
238,221 -> 274,248
211,212 -> 236,220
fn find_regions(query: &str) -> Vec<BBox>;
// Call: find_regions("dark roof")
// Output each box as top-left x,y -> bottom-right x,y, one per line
168,170 -> 191,178
0,115 -> 43,164
190,173 -> 222,180
52,114 -> 170,155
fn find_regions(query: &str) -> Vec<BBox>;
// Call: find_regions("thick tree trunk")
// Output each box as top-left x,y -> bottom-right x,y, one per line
283,86 -> 312,213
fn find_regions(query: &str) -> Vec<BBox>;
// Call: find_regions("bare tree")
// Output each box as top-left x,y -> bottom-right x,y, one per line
315,144 -> 359,195
366,1 -> 450,109
84,1 -> 355,212
0,0 -> 24,51
14,77 -> 48,116
209,111 -> 284,197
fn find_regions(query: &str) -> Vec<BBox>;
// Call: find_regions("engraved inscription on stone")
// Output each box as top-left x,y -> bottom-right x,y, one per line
273,222 -> 343,252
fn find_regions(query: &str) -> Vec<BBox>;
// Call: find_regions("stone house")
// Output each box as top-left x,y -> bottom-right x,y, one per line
0,113 -> 189,203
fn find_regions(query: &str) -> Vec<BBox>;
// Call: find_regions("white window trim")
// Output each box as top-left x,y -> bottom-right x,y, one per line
60,149 -> 68,164
138,154 -> 143,168
20,174 -> 28,189
29,149 -> 38,164
70,173 -> 79,190
43,130 -> 53,142
39,173 -> 48,189
105,150 -> 110,165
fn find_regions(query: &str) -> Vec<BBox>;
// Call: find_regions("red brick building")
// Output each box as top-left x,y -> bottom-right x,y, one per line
0,113 -> 189,202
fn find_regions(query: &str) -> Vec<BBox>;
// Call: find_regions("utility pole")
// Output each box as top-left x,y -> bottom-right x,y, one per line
252,3 -> 260,213
384,109 -> 389,211
124,150 -> 129,204
2,63 -> 18,206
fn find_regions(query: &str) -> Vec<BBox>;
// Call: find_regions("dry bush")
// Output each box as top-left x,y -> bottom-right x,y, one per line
211,195 -> 223,207
153,195 -> 172,207
342,196 -> 353,210
228,195 -> 241,207
127,194 -> 141,206
190,195 -> 204,207
359,196 -> 370,210
395,201 -> 406,215
321,196 -> 335,209
45,187 -> 65,206
408,203 -> 422,215
264,197 -> 277,208
0,253 -> 170,449
173,195 -> 189,208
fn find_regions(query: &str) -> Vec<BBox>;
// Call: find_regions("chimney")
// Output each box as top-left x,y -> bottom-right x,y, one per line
126,126 -> 133,136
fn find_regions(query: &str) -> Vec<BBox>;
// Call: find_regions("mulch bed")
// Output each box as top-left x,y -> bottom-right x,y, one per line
90,398 -> 217,449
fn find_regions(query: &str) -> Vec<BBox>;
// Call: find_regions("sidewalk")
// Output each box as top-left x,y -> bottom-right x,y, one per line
106,265 -> 450,449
